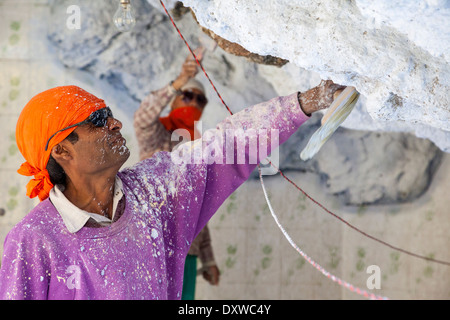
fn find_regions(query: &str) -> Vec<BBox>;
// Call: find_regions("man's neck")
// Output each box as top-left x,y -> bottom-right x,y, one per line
63,174 -> 117,219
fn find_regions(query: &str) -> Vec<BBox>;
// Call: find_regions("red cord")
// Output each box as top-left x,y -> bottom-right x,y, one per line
161,3 -> 234,116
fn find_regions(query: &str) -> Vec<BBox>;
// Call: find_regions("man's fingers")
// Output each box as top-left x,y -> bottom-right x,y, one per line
184,62 -> 199,74
180,60 -> 199,77
193,46 -> 205,60
183,60 -> 198,70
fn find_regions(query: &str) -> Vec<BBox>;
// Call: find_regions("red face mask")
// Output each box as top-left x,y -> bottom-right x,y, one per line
159,106 -> 202,140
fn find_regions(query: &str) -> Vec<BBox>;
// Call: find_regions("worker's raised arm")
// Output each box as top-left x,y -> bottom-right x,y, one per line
121,91 -> 307,259
172,80 -> 344,239
134,83 -> 179,159
118,81 -> 343,297
173,93 -> 307,237
134,48 -> 205,160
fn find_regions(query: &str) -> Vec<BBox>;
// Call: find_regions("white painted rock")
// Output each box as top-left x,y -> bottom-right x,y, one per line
179,0 -> 450,152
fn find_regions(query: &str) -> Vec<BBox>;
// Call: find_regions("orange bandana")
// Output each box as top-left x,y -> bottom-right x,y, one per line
16,86 -> 107,201
159,106 -> 202,140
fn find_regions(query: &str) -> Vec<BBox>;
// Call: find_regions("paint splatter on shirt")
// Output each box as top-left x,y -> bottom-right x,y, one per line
0,93 -> 309,299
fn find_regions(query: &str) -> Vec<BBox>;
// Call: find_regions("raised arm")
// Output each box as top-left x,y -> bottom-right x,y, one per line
171,80 -> 344,239
134,48 -> 205,159
125,81 -> 344,259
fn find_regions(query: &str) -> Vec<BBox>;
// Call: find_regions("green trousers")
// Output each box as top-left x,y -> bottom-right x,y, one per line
181,254 -> 197,300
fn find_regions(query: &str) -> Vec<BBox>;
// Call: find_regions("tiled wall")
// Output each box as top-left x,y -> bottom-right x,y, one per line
1,0 -> 449,300
195,162 -> 450,299
0,0 -> 43,256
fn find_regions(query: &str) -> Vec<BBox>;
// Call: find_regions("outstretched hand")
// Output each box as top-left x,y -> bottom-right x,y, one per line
172,47 -> 205,91
299,80 -> 346,115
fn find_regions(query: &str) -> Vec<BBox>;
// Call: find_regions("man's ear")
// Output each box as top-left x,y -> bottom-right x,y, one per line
50,142 -> 73,163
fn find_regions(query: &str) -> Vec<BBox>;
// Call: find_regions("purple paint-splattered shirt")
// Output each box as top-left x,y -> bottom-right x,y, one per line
0,93 -> 309,299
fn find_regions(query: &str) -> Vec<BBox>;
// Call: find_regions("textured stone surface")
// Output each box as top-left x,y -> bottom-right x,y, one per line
198,25 -> 288,67
253,114 -> 442,205
180,0 -> 450,152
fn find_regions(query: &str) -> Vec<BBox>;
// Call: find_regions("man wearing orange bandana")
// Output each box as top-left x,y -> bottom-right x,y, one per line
15,86 -> 130,205
134,49 -> 220,300
1,65 -> 345,299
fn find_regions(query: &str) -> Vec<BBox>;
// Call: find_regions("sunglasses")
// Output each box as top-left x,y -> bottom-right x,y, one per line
181,90 -> 208,107
44,107 -> 113,151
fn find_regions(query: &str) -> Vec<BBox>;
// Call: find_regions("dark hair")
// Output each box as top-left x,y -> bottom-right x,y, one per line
46,131 -> 79,186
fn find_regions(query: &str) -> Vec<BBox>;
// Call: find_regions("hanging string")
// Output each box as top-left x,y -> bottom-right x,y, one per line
270,161 -> 450,266
158,0 -> 450,267
159,1 -> 233,116
257,166 -> 389,300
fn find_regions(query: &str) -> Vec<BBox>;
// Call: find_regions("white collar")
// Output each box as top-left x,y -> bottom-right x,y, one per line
49,176 -> 124,233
